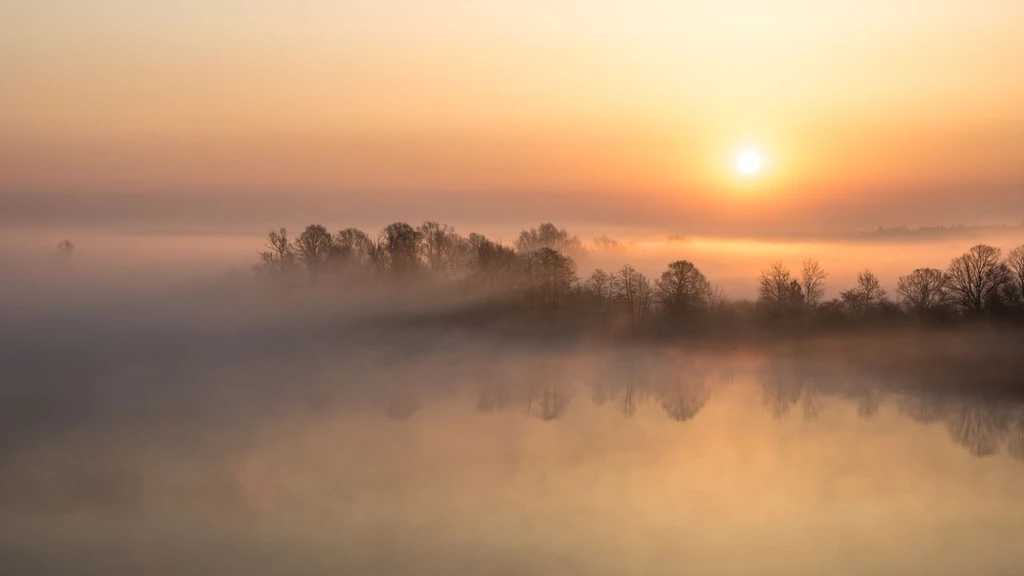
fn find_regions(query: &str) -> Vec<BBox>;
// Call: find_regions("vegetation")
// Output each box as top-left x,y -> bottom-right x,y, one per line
240,221 -> 1024,337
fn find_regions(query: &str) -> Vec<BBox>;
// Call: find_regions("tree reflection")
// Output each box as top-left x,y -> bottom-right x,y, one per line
758,359 -> 804,421
655,355 -> 710,422
1008,405 -> 1024,462
943,399 -> 1011,457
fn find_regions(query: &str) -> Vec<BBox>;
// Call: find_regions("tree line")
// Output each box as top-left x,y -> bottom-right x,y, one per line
248,221 -> 1024,333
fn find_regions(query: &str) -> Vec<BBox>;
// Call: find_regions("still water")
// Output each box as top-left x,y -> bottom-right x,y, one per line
2,339 -> 1023,575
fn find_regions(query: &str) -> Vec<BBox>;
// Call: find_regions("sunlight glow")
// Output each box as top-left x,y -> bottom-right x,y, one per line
736,151 -> 762,175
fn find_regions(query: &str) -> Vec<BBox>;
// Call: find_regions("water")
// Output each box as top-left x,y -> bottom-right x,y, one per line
3,331 -> 1023,575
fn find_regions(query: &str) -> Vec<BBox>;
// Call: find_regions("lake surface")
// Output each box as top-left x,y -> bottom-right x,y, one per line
3,334 -> 1023,576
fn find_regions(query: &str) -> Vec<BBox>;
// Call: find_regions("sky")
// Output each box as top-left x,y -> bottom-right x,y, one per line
2,0 -> 1023,234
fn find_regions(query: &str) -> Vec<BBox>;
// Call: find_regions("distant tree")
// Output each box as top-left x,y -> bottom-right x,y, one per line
946,244 -> 1009,315
613,265 -> 652,328
585,269 -> 615,316
800,259 -> 828,306
896,268 -> 950,313
655,260 -> 711,318
757,262 -> 803,313
706,283 -> 728,310
56,239 -> 75,257
257,228 -> 293,273
521,248 -> 577,312
516,223 -> 584,255
1005,245 -> 1024,306
592,235 -> 627,253
467,233 -> 519,292
417,221 -> 468,278
379,222 -> 423,279
334,228 -> 374,273
840,269 -> 887,316
293,224 -> 333,282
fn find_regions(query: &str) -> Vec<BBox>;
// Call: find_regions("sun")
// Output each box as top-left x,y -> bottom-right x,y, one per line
736,150 -> 762,175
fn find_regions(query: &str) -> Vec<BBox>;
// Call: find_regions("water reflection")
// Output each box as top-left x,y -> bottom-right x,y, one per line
4,339 -> 1024,575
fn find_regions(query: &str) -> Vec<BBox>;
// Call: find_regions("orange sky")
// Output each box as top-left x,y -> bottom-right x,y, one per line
2,0 -> 1023,233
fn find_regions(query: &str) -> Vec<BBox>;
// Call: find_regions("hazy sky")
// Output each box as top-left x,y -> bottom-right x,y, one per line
2,0 -> 1023,233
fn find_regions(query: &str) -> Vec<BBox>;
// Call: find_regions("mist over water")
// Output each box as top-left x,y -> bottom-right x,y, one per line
2,266 -> 1024,576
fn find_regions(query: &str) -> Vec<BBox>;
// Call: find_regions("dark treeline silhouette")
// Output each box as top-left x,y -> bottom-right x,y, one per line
250,221 -> 1024,337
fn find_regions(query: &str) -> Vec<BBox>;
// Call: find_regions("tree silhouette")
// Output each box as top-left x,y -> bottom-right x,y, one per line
613,265 -> 652,330
256,228 -> 294,274
1005,245 -> 1024,306
840,269 -> 887,316
293,224 -> 333,283
946,244 -> 1008,315
56,239 -> 75,257
521,248 -> 576,313
467,233 -> 519,293
655,260 -> 711,319
896,268 -> 950,313
516,223 -> 584,255
801,259 -> 828,307
379,222 -> 423,279
418,221 -> 468,278
585,269 -> 615,318
757,262 -> 803,314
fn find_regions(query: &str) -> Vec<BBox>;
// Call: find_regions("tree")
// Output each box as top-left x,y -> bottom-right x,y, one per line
417,221 -> 468,278
379,222 -> 423,279
655,260 -> 711,318
592,235 -> 626,253
1005,245 -> 1024,306
585,269 -> 615,316
521,248 -> 577,312
612,265 -> 651,329
757,262 -> 803,313
257,228 -> 294,273
946,244 -> 1009,315
840,269 -> 887,315
293,224 -> 333,282
516,223 -> 584,255
800,259 -> 828,306
56,239 -> 75,257
334,228 -> 374,273
467,233 -> 519,292
896,268 -> 950,312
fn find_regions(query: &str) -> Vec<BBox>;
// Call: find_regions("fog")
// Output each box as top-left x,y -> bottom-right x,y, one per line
5,222 -> 1024,302
2,253 -> 1024,575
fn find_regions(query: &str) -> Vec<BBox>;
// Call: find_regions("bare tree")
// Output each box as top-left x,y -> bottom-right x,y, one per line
655,260 -> 711,318
516,223 -> 584,255
467,233 -> 519,292
896,268 -> 950,312
613,264 -> 651,328
946,244 -> 1009,315
334,228 -> 374,273
293,224 -> 333,282
800,259 -> 828,306
591,235 -> 627,253
417,221 -> 468,278
521,248 -> 577,312
257,228 -> 294,273
757,261 -> 803,312
379,222 -> 423,279
706,283 -> 728,309
56,239 -> 75,258
586,269 -> 615,316
1005,245 -> 1024,306
840,269 -> 887,315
